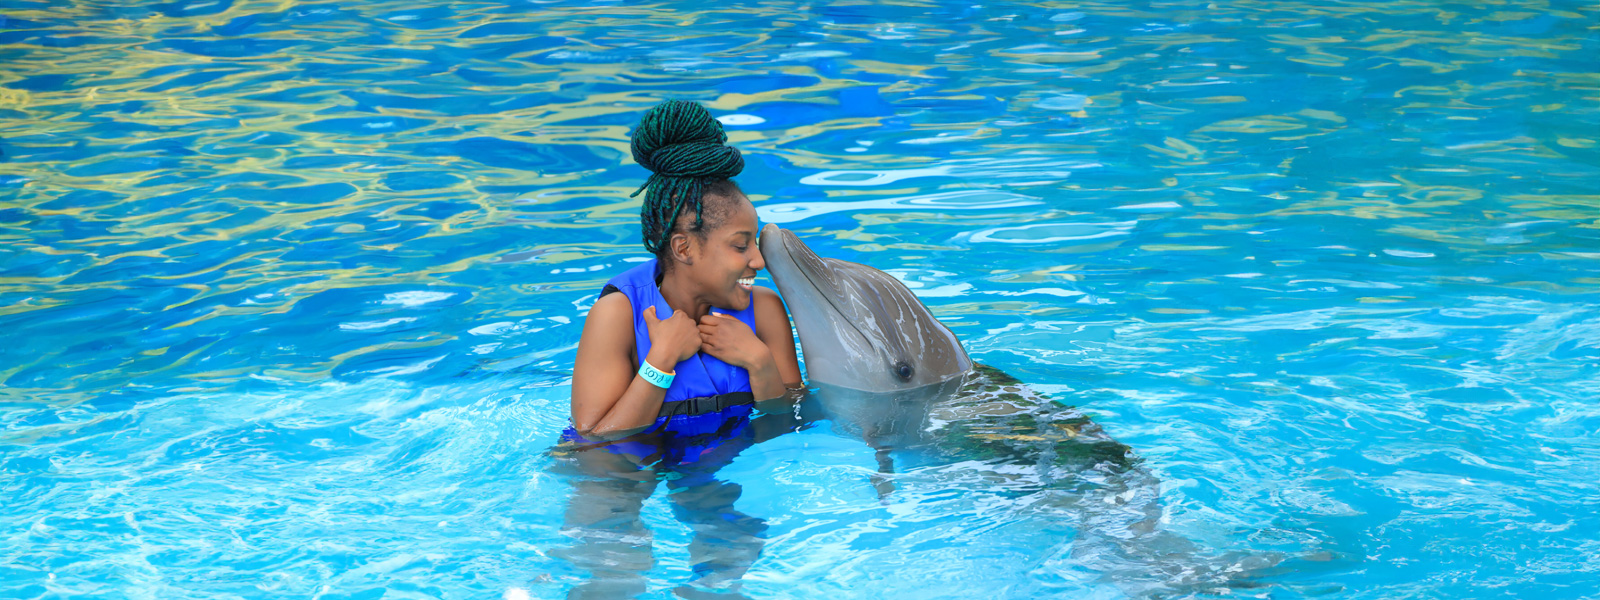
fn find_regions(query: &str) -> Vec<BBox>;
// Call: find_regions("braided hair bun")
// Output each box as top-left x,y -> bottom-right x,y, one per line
629,100 -> 745,255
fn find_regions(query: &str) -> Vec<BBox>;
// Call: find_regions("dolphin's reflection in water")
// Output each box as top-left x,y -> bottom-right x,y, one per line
810,365 -> 1140,504
807,365 -> 1273,596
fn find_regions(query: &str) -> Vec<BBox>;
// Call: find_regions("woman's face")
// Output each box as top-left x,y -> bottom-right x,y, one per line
684,196 -> 764,311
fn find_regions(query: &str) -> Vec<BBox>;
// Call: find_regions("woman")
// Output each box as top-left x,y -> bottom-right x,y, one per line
555,100 -> 804,600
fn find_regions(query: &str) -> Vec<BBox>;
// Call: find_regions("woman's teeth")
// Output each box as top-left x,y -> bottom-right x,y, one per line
737,277 -> 755,289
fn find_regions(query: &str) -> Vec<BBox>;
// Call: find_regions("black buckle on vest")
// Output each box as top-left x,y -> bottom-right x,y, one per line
659,392 -> 755,419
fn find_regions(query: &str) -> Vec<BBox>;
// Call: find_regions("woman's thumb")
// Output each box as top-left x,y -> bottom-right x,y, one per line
643,305 -> 658,323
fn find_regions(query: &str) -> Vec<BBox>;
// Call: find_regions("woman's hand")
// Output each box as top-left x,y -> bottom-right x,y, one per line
643,306 -> 701,371
698,313 -> 772,369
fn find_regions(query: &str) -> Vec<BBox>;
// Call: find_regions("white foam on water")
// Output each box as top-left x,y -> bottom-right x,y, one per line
995,288 -> 1087,298
381,291 -> 455,307
467,322 -> 516,336
969,221 -> 1137,244
883,268 -> 972,297
338,317 -> 418,331
800,166 -> 953,186
1111,201 -> 1183,211
898,130 -> 986,145
800,157 -> 1098,187
758,189 -> 1042,224
777,50 -> 849,60
1290,279 -> 1402,289
717,114 -> 766,126
363,355 -> 446,378
1035,94 -> 1088,110
1383,249 -> 1435,258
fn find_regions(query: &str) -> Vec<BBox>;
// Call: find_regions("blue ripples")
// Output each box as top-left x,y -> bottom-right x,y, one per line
2,0 -> 1599,598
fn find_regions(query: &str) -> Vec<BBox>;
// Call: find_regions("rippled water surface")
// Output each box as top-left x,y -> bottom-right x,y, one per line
3,0 -> 1599,598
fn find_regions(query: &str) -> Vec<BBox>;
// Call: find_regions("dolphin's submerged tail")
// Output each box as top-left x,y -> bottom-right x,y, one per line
828,364 -> 1286,596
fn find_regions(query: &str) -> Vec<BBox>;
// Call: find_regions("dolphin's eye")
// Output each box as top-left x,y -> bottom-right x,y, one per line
894,361 -> 914,381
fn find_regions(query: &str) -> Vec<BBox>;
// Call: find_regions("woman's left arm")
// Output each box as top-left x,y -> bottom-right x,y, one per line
751,286 -> 802,388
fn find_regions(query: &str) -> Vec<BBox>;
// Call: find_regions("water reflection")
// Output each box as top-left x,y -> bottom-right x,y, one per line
550,395 -> 815,599
553,440 -> 765,599
2,0 -> 1598,597
758,189 -> 1042,224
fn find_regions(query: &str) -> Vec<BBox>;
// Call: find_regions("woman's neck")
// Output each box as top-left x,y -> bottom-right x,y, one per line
657,267 -> 712,321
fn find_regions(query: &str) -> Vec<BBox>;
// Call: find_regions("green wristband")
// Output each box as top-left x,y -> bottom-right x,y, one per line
639,360 -> 675,389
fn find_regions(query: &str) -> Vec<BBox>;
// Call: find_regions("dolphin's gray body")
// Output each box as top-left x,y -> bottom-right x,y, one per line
758,225 -> 973,393
758,224 -> 1133,465
758,223 -> 1276,596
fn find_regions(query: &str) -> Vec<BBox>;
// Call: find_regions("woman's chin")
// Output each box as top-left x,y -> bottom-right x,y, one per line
727,287 -> 752,311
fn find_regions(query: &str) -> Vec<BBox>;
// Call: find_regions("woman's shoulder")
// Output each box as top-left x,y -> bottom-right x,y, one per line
752,285 -> 784,305
591,290 -> 634,319
751,285 -> 789,318
578,291 -> 638,361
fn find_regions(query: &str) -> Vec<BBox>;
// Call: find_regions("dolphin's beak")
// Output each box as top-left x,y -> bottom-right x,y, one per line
758,223 -> 786,286
760,223 -> 802,286
759,223 -> 782,258
759,223 -> 836,301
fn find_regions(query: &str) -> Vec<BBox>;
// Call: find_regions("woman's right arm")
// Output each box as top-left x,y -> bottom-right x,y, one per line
569,294 -> 699,440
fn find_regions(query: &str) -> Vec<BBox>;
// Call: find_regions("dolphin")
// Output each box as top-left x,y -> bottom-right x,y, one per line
758,223 -> 1281,596
757,223 -> 1133,467
757,225 -> 973,392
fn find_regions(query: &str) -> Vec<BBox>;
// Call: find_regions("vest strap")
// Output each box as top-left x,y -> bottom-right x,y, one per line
658,392 -> 755,419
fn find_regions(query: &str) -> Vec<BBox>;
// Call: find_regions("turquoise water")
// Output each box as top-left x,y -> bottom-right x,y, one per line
3,0 -> 1599,597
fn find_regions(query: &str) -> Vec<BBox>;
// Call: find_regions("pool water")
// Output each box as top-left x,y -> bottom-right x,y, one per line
2,0 -> 1598,598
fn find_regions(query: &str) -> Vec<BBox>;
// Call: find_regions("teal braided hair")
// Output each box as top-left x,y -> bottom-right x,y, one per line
629,100 -> 745,257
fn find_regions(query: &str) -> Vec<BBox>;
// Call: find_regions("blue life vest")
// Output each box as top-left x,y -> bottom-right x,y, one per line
602,258 -> 757,409
558,258 -> 757,467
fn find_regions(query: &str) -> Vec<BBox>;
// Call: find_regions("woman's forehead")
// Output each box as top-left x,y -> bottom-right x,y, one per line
721,198 -> 758,229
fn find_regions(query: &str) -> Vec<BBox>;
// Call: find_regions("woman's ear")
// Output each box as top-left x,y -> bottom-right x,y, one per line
669,232 -> 695,265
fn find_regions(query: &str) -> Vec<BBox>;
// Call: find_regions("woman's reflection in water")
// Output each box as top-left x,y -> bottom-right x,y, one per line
552,392 -> 814,600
